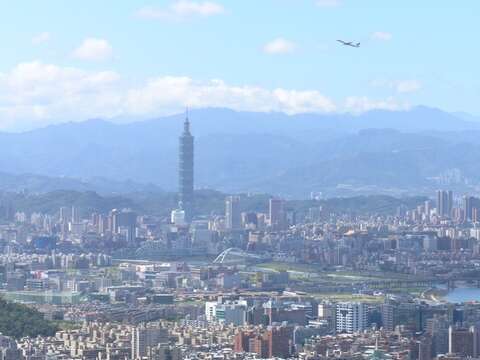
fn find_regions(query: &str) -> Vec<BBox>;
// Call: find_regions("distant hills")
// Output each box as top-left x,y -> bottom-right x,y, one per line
0,189 -> 426,219
1,106 -> 480,197
0,172 -> 164,194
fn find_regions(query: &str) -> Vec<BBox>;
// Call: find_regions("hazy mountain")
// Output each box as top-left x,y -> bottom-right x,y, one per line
0,172 -> 163,194
0,107 -> 479,197
452,111 -> 480,123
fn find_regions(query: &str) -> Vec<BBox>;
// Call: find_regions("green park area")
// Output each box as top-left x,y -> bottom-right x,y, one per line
255,262 -> 429,297
257,262 -> 410,283
313,293 -> 385,303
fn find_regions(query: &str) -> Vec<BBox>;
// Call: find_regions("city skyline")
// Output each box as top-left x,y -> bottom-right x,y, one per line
2,3 -> 480,359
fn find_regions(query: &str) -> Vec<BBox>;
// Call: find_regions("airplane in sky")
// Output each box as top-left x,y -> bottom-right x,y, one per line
337,40 -> 360,48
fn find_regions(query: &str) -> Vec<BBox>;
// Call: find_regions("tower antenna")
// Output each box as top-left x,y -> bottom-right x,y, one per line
184,106 -> 190,132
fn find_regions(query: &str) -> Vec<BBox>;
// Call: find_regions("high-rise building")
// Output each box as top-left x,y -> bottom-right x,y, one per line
148,344 -> 182,360
436,190 -> 442,216
437,190 -> 453,218
242,212 -> 258,229
463,196 -> 480,222
71,206 -> 80,223
448,190 -> 453,216
449,326 -> 477,358
179,111 -> 194,222
111,209 -> 137,244
426,315 -> 449,356
380,301 -> 394,331
266,326 -> 293,358
131,325 -> 168,360
317,301 -> 336,332
205,299 -> 247,325
269,198 -> 286,231
234,330 -> 268,358
0,334 -> 22,360
335,302 -> 367,334
205,301 -> 217,322
59,206 -> 71,223
417,336 -> 433,360
234,325 -> 293,359
424,200 -> 431,218
225,196 -> 242,230
0,200 -> 14,221
170,208 -> 186,226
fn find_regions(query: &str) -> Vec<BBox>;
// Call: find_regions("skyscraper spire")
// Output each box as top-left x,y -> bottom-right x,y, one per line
184,106 -> 191,133
179,107 -> 194,222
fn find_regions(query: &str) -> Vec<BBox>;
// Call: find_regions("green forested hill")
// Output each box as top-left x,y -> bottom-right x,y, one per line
0,189 -> 426,219
0,298 -> 58,338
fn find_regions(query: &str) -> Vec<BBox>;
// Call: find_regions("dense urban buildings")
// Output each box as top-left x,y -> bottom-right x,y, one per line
3,0 -> 480,358
2,119 -> 480,360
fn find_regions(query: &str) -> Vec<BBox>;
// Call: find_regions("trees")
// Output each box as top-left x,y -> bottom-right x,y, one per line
0,298 -> 58,338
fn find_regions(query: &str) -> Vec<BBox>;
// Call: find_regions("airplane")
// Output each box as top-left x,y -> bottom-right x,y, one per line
337,40 -> 360,48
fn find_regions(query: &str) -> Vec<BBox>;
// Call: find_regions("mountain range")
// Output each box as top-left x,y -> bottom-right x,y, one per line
1,106 -> 480,197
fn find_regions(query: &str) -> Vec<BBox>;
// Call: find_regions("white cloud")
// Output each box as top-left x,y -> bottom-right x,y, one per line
0,62 -> 337,130
395,80 -> 422,93
0,61 -> 121,130
172,0 -> 224,16
371,79 -> 422,94
72,38 -> 113,61
372,31 -> 392,41
136,1 -> 225,20
263,38 -> 296,54
316,0 -> 341,7
0,61 -> 417,131
126,77 -> 336,115
344,96 -> 410,113
32,32 -> 51,45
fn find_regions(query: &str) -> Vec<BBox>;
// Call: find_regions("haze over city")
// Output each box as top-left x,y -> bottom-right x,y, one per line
1,2 -> 480,360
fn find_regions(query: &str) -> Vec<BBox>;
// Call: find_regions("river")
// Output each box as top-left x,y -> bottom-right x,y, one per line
445,287 -> 480,303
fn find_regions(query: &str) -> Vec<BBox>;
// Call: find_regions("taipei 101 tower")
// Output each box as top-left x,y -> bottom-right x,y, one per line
178,110 -> 194,222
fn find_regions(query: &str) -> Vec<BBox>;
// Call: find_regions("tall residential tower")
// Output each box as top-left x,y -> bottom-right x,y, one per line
179,111 -> 194,222
436,190 -> 453,218
225,196 -> 242,230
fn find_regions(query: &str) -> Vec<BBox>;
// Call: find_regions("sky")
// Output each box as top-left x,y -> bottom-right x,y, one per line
0,0 -> 478,131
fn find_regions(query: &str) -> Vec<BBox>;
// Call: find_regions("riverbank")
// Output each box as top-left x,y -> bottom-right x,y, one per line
421,288 -> 448,303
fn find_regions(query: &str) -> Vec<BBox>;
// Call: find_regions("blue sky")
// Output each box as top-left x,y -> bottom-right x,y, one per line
0,0 -> 478,130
